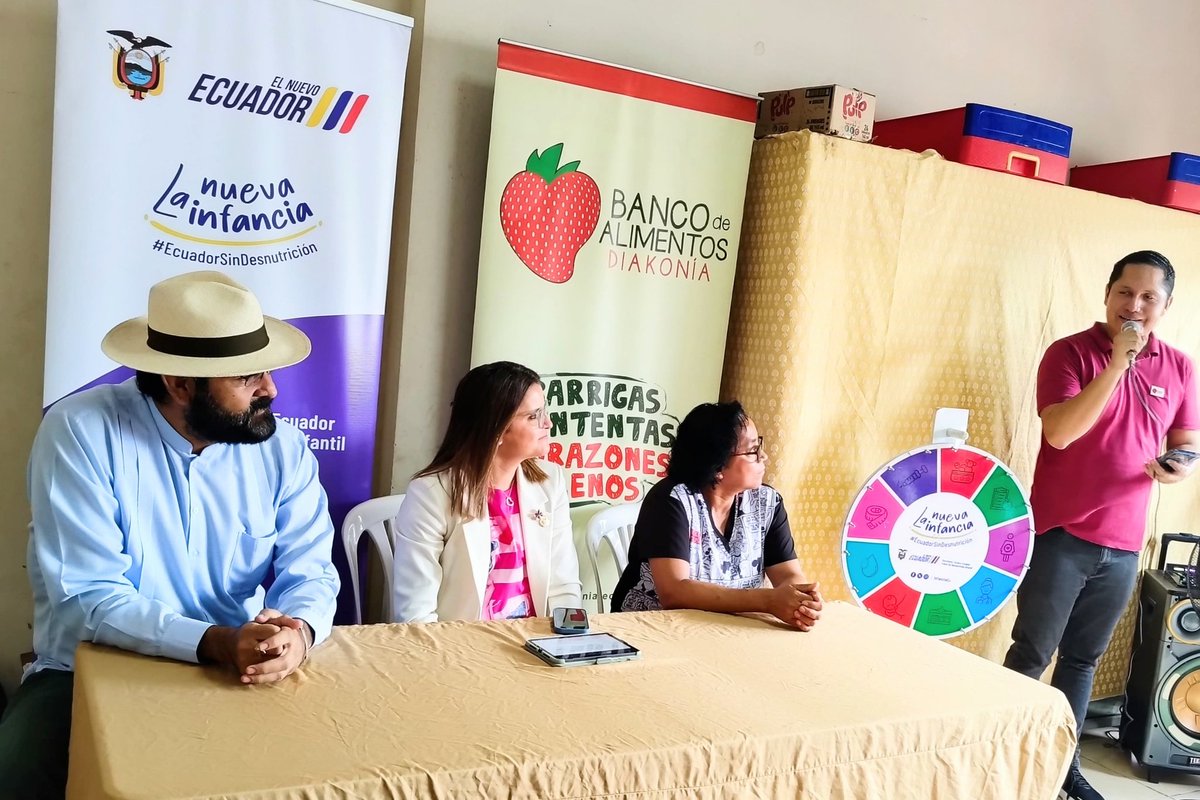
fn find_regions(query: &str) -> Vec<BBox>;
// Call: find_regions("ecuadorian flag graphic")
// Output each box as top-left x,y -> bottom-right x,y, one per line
307,87 -> 370,133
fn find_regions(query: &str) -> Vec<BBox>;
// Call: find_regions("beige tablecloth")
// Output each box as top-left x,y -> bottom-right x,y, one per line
67,602 -> 1074,799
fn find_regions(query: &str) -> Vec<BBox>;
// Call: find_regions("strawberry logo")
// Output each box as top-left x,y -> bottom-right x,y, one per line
499,143 -> 601,284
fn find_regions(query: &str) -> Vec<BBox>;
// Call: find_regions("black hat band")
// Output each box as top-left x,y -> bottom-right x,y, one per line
146,325 -> 270,358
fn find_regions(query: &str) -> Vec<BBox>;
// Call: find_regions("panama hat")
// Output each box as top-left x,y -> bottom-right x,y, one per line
101,271 -> 311,377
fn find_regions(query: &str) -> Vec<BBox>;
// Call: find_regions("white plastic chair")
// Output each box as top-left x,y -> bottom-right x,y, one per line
585,502 -> 642,613
341,494 -> 405,624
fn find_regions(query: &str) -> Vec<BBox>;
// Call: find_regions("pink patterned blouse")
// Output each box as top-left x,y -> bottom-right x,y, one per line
481,484 -> 536,620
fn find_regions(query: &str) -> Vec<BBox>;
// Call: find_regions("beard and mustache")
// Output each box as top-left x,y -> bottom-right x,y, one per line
185,382 -> 277,444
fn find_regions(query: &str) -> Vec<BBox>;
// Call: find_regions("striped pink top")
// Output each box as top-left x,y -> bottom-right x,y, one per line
482,485 -> 536,620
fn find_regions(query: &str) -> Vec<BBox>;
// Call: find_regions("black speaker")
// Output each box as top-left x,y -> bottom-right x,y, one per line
1122,533 -> 1200,782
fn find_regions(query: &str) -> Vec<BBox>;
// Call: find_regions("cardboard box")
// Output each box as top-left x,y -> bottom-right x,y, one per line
756,85 -> 876,141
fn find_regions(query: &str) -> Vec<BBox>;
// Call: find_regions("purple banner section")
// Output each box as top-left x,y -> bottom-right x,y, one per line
272,315 -> 382,525
275,314 -> 382,625
68,366 -> 135,397
881,450 -> 938,506
50,314 -> 384,625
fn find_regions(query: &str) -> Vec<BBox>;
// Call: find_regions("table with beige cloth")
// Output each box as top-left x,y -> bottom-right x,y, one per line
67,602 -> 1074,799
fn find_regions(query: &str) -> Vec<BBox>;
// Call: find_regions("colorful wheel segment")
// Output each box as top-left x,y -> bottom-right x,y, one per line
841,444 -> 1034,638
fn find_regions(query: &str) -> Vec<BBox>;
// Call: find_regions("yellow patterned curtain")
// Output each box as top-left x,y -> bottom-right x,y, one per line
724,131 -> 1200,697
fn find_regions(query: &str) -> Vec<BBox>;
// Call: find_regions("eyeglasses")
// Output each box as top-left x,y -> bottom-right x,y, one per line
521,407 -> 549,424
733,436 -> 765,463
232,372 -> 271,390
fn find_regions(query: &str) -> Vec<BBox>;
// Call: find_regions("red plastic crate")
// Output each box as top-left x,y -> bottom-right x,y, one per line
1070,154 -> 1200,214
873,105 -> 1072,184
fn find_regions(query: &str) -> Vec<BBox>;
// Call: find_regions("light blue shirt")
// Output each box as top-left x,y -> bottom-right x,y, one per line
26,378 -> 340,676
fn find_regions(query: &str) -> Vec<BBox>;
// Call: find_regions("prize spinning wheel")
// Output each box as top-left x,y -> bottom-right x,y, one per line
841,444 -> 1034,638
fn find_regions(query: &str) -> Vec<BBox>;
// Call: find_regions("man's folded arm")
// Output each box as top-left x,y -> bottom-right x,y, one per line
262,446 -> 340,644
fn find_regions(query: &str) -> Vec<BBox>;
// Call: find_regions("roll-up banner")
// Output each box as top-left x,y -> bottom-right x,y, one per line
46,0 -> 412,620
471,41 -> 757,608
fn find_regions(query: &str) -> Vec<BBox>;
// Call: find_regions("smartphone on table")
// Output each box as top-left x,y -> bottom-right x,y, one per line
524,632 -> 640,668
551,606 -> 590,635
1158,448 -> 1200,474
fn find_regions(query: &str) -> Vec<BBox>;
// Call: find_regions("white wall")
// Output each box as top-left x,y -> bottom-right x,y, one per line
0,0 -> 56,698
2,0 -> 1199,697
386,0 -> 1200,491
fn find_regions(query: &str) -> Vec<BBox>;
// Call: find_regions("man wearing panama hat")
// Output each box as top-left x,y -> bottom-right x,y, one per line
0,271 -> 341,798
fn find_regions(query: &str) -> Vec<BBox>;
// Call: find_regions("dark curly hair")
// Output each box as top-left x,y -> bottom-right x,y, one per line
666,401 -> 750,491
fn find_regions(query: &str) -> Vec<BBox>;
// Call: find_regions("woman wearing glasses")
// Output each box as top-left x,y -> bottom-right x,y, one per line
611,401 -> 822,630
392,361 -> 582,622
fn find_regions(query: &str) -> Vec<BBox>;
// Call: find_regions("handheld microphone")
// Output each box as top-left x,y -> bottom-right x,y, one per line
1121,320 -> 1142,368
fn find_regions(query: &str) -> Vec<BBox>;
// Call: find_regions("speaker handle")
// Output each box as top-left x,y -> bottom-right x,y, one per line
1159,532 -> 1200,571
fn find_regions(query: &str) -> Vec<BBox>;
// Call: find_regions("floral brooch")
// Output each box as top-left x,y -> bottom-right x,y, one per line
529,508 -> 548,527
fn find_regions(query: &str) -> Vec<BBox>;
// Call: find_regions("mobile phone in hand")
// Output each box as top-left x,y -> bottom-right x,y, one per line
551,607 -> 590,635
1158,448 -> 1200,474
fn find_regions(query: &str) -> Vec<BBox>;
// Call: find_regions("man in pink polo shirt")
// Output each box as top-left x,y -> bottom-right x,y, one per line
1004,251 -> 1199,800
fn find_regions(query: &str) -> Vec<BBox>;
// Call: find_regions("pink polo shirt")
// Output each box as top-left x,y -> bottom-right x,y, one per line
1031,323 -> 1198,552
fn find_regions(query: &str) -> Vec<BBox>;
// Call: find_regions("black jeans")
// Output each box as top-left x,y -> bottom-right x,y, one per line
0,669 -> 74,799
1004,527 -> 1139,741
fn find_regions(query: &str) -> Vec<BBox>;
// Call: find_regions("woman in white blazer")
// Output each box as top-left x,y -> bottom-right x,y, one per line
392,361 -> 582,622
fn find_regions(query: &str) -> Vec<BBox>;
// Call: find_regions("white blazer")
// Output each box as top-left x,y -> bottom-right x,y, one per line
392,460 -> 583,622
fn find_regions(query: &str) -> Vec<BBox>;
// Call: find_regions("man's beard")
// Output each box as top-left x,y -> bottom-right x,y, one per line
185,385 -> 276,444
